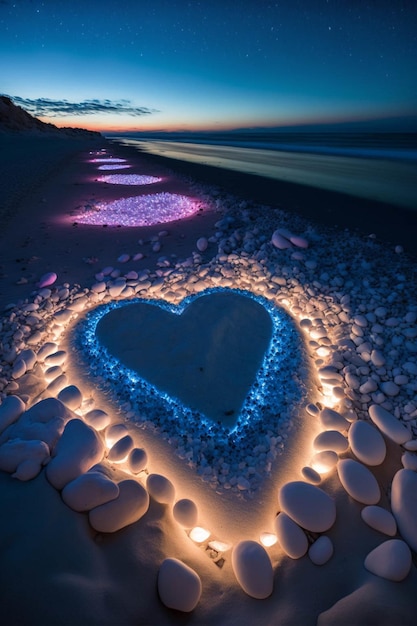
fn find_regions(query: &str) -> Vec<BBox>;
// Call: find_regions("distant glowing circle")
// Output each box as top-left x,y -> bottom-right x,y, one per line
73,193 -> 202,227
90,157 -> 127,163
97,164 -> 131,170
97,174 -> 162,185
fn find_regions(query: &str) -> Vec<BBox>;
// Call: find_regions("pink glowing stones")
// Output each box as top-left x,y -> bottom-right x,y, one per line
97,174 -> 162,185
97,164 -> 131,170
90,157 -> 127,163
73,193 -> 202,227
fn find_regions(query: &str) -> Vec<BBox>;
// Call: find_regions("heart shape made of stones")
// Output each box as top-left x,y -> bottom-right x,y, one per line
75,288 -> 305,481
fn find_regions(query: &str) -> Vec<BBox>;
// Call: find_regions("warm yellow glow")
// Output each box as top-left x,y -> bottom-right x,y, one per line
189,526 -> 211,543
260,532 -> 278,547
310,451 -> 338,475
208,540 -> 232,552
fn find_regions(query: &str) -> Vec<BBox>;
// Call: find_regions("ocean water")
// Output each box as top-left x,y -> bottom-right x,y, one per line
112,135 -> 417,210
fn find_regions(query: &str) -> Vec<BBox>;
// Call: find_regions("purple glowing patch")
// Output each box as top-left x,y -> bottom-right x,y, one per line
90,157 -> 127,163
97,174 -> 161,185
97,164 -> 131,170
73,193 -> 202,226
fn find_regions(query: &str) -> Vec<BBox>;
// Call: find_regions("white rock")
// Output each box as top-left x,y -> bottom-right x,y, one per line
107,435 -> 134,463
274,512 -> 308,559
146,473 -> 175,504
311,451 -> 338,473
196,237 -> 208,252
44,350 -> 67,367
173,499 -> 199,528
231,540 -> 273,599
368,404 -> 411,445
37,342 -> 58,361
313,430 -> 349,453
46,419 -> 104,490
57,385 -> 83,410
62,471 -> 120,512
391,469 -> 417,552
127,447 -> 148,473
19,349 -> 37,370
401,451 -> 417,471
105,423 -> 129,446
348,420 -> 386,466
308,536 -> 334,565
361,506 -> 397,536
84,409 -> 111,431
364,540 -> 411,582
271,230 -> 292,250
12,359 -> 26,380
0,438 -> 50,480
289,235 -> 308,248
370,349 -> 385,367
39,272 -> 57,288
158,558 -> 202,613
337,459 -> 380,505
89,479 -> 149,533
0,395 -> 26,435
301,466 -> 321,484
279,481 -> 336,532
320,408 -> 350,432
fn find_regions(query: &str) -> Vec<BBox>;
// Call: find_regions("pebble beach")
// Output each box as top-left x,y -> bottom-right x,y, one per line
1,134 -> 417,625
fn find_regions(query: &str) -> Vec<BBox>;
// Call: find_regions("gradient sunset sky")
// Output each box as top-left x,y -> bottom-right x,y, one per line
1,0 -> 416,132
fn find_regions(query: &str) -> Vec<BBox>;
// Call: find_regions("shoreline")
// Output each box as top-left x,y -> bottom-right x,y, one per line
111,138 -> 417,258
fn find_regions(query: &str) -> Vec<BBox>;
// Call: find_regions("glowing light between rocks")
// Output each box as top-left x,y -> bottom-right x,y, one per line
189,526 -> 211,543
73,193 -> 202,227
260,532 -> 278,547
90,158 -> 127,163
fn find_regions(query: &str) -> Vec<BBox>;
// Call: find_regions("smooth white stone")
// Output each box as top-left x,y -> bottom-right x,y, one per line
57,385 -> 83,410
146,473 -> 175,504
37,342 -> 58,361
44,365 -> 62,382
62,471 -> 120,512
311,450 -> 338,473
308,536 -> 334,565
320,408 -> 350,432
107,435 -> 134,462
0,438 -> 50,480
370,349 -> 385,367
158,558 -> 202,613
0,395 -> 26,435
84,409 -> 111,431
364,540 -> 411,582
301,466 -> 321,484
274,512 -> 308,559
127,447 -> 148,473
44,350 -> 67,367
401,451 -> 417,471
391,469 -> 417,552
380,381 -> 400,397
46,419 -> 104,490
348,420 -> 386,466
196,237 -> 208,252
313,430 -> 349,453
39,272 -> 57,288
89,479 -> 149,533
19,349 -> 37,370
271,231 -> 292,249
368,404 -> 411,444
361,506 -> 397,536
306,403 -> 319,416
337,459 -> 380,505
105,423 -> 129,446
289,234 -> 308,248
231,540 -> 273,599
12,359 -> 26,379
173,498 -> 199,528
279,481 -> 336,532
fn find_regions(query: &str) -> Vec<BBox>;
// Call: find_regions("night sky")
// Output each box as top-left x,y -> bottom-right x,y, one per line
1,0 -> 416,132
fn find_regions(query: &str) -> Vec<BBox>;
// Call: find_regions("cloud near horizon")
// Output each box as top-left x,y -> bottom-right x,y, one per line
9,96 -> 158,118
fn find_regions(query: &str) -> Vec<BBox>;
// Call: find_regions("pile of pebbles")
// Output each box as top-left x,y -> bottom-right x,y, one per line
1,174 -> 417,606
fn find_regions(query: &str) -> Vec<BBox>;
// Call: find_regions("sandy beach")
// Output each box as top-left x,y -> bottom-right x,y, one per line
1,133 -> 417,625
